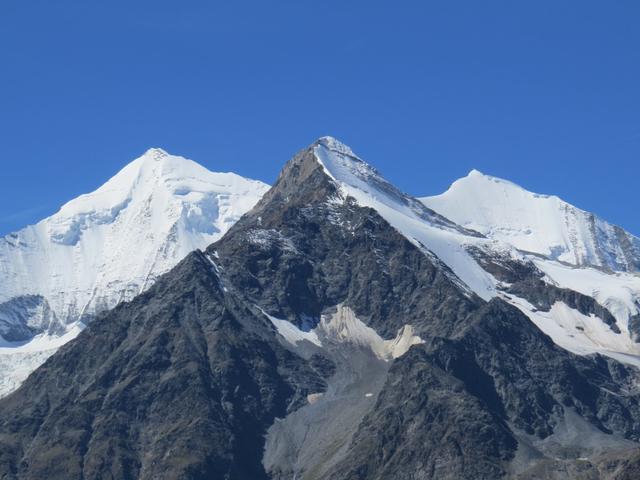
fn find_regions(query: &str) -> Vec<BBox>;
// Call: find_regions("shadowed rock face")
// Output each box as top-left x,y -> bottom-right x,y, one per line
0,295 -> 64,342
1,140 -> 640,480
0,252 -> 328,480
321,300 -> 640,480
629,312 -> 640,342
209,145 -> 481,340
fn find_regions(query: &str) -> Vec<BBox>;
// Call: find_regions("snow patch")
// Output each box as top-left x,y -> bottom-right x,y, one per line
504,295 -> 640,367
245,229 -> 298,253
262,303 -> 423,361
262,309 -> 322,348
534,259 -> 640,330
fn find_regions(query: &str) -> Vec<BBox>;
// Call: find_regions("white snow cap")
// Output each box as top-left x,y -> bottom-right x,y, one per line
49,147 -> 264,244
1,147 -> 269,317
317,136 -> 359,158
0,148 -> 269,397
422,169 -> 640,272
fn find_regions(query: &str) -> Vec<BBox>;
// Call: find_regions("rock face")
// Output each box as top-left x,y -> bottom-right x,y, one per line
0,252 -> 327,479
209,143 -> 481,340
1,138 -> 640,479
0,295 -> 62,342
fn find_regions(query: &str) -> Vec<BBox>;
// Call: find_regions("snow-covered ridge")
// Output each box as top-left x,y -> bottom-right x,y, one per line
421,169 -> 640,273
315,137 -> 475,235
0,148 -> 269,397
313,137 -> 497,300
312,139 -> 640,368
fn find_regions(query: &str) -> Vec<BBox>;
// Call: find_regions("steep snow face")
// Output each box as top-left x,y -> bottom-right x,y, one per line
313,137 -> 497,300
421,170 -> 640,272
0,148 -> 268,397
0,148 -> 269,334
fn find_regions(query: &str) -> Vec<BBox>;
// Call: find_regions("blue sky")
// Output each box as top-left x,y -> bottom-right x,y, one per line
1,1 -> 639,235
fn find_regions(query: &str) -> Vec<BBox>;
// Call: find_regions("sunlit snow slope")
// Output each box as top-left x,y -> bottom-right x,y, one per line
421,169 -> 640,365
422,170 -> 640,272
0,148 -> 268,396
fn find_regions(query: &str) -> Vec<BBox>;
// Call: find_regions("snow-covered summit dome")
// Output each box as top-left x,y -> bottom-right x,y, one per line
0,148 -> 269,325
422,170 -> 640,272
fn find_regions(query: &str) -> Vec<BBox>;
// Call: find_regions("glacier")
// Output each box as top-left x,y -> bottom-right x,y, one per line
0,147 -> 268,397
422,169 -> 640,272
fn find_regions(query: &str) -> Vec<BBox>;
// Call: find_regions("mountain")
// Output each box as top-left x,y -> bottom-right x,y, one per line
0,148 -> 268,396
421,171 -> 640,365
421,169 -> 640,272
1,137 -> 640,479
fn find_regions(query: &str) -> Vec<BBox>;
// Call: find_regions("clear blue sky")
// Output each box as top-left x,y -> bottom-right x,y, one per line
1,1 -> 639,236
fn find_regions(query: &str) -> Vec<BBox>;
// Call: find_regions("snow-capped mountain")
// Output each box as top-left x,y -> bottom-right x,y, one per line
3,137 -> 640,479
0,148 -> 268,395
422,169 -> 640,272
313,138 -> 497,300
421,169 -> 640,366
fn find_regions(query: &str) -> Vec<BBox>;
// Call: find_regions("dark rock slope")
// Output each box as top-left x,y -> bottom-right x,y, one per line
1,139 -> 639,479
0,253 -> 326,479
209,144 -> 481,340
327,300 -> 640,479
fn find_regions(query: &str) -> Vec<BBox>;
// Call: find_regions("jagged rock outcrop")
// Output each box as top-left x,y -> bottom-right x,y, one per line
0,295 -> 63,342
469,246 -> 621,332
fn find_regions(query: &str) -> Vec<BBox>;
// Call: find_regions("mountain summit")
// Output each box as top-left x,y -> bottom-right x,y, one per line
422,169 -> 640,272
1,139 -> 640,479
0,149 -> 268,396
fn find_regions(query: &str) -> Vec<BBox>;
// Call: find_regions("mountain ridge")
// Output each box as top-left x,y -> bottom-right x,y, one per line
421,169 -> 640,272
1,138 -> 640,479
